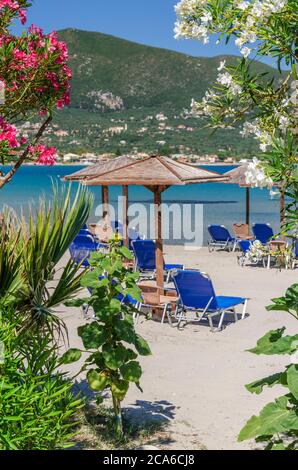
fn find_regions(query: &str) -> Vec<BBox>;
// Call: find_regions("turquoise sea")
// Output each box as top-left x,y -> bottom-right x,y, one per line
0,164 -> 281,245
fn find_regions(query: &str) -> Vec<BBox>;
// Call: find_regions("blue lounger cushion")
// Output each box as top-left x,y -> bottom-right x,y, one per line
215,296 -> 247,310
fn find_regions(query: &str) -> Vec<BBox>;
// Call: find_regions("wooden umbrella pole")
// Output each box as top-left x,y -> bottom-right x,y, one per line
101,185 -> 110,223
154,186 -> 164,293
122,185 -> 129,247
246,187 -> 250,226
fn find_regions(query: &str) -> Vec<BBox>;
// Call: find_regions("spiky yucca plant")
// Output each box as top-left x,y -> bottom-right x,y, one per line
0,184 -> 93,338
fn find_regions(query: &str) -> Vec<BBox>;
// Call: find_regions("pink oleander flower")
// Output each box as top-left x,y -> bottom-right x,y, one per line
0,0 -> 19,10
19,8 -> 26,24
0,116 -> 19,147
29,143 -> 57,166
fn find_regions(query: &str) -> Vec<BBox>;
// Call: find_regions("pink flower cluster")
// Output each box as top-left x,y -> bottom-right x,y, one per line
0,1 -> 26,25
29,143 -> 56,166
0,116 -> 26,148
3,24 -> 72,110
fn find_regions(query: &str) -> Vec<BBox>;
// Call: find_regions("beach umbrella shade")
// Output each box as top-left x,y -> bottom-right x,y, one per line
64,155 -> 227,291
224,164 -> 285,227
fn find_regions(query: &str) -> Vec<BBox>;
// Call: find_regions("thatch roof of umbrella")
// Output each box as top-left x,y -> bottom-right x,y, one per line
224,163 -> 250,187
64,155 -> 228,290
64,155 -> 227,186
224,163 -> 284,226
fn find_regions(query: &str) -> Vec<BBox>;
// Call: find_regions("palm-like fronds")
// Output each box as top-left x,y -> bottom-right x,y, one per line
1,184 -> 93,340
0,209 -> 24,305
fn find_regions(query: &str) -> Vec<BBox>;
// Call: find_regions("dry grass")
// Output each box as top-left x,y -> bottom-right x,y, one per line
73,403 -> 175,450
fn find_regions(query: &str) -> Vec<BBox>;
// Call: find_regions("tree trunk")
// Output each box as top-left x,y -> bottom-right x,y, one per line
112,393 -> 123,437
0,116 -> 52,189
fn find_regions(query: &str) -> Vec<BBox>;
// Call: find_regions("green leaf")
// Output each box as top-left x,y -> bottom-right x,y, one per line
118,246 -> 134,260
102,344 -> 128,370
93,298 -> 122,318
87,369 -> 109,391
248,328 -> 298,355
113,316 -> 136,344
124,287 -> 143,303
60,348 -> 82,364
238,396 -> 298,442
78,322 -> 108,349
134,334 -> 152,356
287,365 -> 298,401
246,372 -> 287,395
111,379 -> 129,401
120,361 -> 142,383
267,284 -> 298,315
81,271 -> 102,289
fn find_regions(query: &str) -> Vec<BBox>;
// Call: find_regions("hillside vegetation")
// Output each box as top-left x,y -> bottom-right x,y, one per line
37,29 -> 281,158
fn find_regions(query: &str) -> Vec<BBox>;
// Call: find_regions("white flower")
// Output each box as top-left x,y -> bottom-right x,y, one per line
290,350 -> 298,365
201,11 -> 212,24
240,46 -> 251,58
235,37 -> 245,48
260,143 -> 269,152
278,114 -> 289,131
217,60 -> 226,71
245,157 -> 274,189
217,72 -> 233,87
230,83 -> 243,95
237,1 -> 250,10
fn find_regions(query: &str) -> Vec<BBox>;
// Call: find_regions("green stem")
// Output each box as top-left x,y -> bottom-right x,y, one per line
112,392 -> 123,437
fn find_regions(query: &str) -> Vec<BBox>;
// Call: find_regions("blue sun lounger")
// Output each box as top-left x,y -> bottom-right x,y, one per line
208,225 -> 237,252
252,223 -> 274,245
69,234 -> 106,267
132,240 -> 184,283
172,269 -> 248,331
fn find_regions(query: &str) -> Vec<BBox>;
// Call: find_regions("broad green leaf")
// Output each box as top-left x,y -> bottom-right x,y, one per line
134,334 -> 152,356
118,246 -> 133,260
60,348 -> 82,364
124,287 -> 143,302
238,396 -> 298,442
267,284 -> 298,315
78,322 -> 108,349
120,361 -> 142,383
113,316 -> 135,344
246,372 -> 287,395
287,365 -> 298,401
284,284 -> 298,313
108,298 -> 122,314
111,379 -> 129,401
248,328 -> 298,355
87,369 -> 109,391
81,271 -> 102,289
102,344 -> 128,370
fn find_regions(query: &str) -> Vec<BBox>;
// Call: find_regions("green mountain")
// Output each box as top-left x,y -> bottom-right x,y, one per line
43,29 -> 281,158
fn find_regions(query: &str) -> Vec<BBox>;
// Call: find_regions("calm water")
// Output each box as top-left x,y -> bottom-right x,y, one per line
0,164 -> 281,244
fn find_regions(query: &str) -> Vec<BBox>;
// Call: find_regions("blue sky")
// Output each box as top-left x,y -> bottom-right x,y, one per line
13,0 -> 277,66
14,0 -> 244,58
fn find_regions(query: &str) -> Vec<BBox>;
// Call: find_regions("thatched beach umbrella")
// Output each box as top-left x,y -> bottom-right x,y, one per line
224,164 -> 285,226
65,155 -> 227,290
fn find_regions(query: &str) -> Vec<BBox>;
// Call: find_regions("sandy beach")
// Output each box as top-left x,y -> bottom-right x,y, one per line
60,247 -> 297,450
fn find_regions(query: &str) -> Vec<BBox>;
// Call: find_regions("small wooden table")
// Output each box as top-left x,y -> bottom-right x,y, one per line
138,281 -> 179,323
